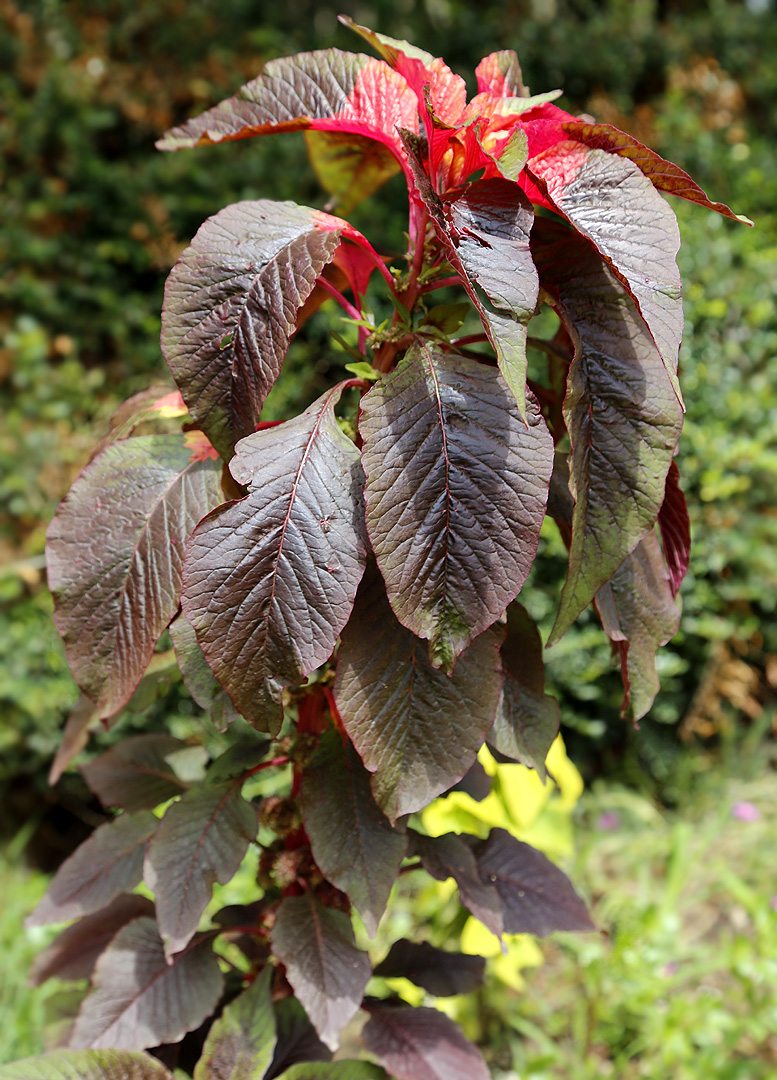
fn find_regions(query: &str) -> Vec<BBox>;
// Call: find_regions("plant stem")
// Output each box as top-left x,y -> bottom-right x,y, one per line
243,756 -> 291,778
315,275 -> 363,322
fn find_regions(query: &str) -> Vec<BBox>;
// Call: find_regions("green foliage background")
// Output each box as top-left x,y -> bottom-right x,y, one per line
1,0 -> 776,1073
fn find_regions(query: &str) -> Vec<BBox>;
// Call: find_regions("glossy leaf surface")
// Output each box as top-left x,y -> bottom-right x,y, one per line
335,566 -> 503,822
46,435 -> 222,719
271,894 -> 371,1051
475,828 -> 596,935
81,735 -> 188,812
145,783 -> 257,958
360,344 -> 552,671
362,1004 -> 490,1080
596,529 -> 681,722
301,728 -> 406,936
182,384 -> 367,733
194,967 -> 276,1080
534,226 -> 683,644
70,918 -> 223,1050
489,604 -> 560,779
28,812 -> 157,926
373,940 -> 486,996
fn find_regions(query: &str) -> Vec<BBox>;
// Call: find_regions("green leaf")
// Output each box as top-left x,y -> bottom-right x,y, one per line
275,1065 -> 385,1080
419,302 -> 469,335
46,435 -> 223,720
343,361 -> 379,381
488,604 -> 560,779
301,728 -> 407,936
271,894 -> 371,1052
70,918 -> 223,1050
0,1051 -> 172,1080
145,783 -> 257,958
194,967 -> 276,1080
334,564 -> 504,823
27,812 -> 157,927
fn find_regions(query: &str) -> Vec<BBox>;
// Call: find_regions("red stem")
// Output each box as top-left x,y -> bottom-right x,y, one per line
243,755 -> 290,778
420,276 -> 463,293
452,333 -> 489,347
316,275 -> 363,322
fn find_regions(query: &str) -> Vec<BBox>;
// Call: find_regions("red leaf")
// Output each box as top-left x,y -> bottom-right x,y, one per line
658,461 -> 691,597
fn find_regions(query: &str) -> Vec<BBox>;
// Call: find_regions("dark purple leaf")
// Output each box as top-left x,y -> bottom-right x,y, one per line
527,144 -> 684,402
27,812 -> 157,927
489,603 -> 560,779
69,917 -> 223,1050
193,966 -> 275,1080
271,894 -> 371,1052
533,225 -> 683,645
30,895 -> 155,987
373,940 -> 485,997
441,179 -> 538,413
170,613 -> 240,731
475,828 -> 595,936
301,728 -> 407,937
359,344 -> 552,672
145,783 -> 257,958
408,831 -> 503,938
265,998 -> 332,1080
81,735 -> 188,812
447,760 -> 492,802
90,387 -> 188,461
48,696 -> 99,786
161,201 -> 351,459
596,529 -> 681,722
334,565 -> 503,823
206,736 -> 271,785
362,1003 -> 490,1080
182,384 -> 367,734
0,1050 -> 174,1080
658,461 -> 691,597
46,435 -> 223,720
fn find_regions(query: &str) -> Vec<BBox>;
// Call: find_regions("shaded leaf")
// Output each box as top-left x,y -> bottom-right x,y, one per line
182,384 -> 367,734
81,735 -> 188,811
265,998 -> 332,1080
170,613 -> 240,730
658,460 -> 691,597
305,130 -> 401,216
301,728 -> 407,937
27,812 -> 157,927
70,917 -> 223,1050
271,894 -> 371,1051
161,201 -> 356,459
334,565 -> 503,823
475,828 -> 595,935
206,735 -> 272,785
527,143 -> 684,400
563,120 -> 752,224
447,760 -> 492,802
441,179 -> 538,413
596,529 -> 681,722
362,1003 -> 490,1080
194,967 -> 276,1080
91,387 -> 188,461
145,783 -> 257,958
489,604 -> 560,779
30,895 -> 155,987
359,344 -> 552,672
46,435 -> 223,720
275,1065 -> 385,1080
533,224 -> 683,645
48,696 -> 99,786
0,1050 -> 173,1080
373,940 -> 485,996
408,831 -> 503,938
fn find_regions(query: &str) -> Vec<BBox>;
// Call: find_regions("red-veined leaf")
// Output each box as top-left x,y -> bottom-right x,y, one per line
194,966 -> 276,1080
408,830 -> 503,937
373,940 -> 486,997
334,565 -> 503,823
658,460 -> 691,597
182,383 -> 367,734
475,828 -> 596,935
69,918 -> 223,1051
46,435 -> 223,720
81,735 -> 189,811
359,344 -> 552,671
533,224 -> 683,645
362,1003 -> 490,1080
301,728 -> 407,937
271,894 -> 371,1052
489,604 -> 560,779
596,529 -> 681,722
0,1050 -> 173,1080
145,782 -> 257,958
27,812 -> 157,927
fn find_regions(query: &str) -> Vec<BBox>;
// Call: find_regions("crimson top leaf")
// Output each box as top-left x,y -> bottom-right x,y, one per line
46,435 -> 223,720
182,383 -> 367,734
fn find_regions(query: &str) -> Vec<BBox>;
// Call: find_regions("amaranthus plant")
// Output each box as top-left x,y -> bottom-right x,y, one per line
9,17 -> 748,1079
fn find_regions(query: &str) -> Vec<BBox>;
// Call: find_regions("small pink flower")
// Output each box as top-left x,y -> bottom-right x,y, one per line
597,811 -> 621,831
731,801 -> 761,822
